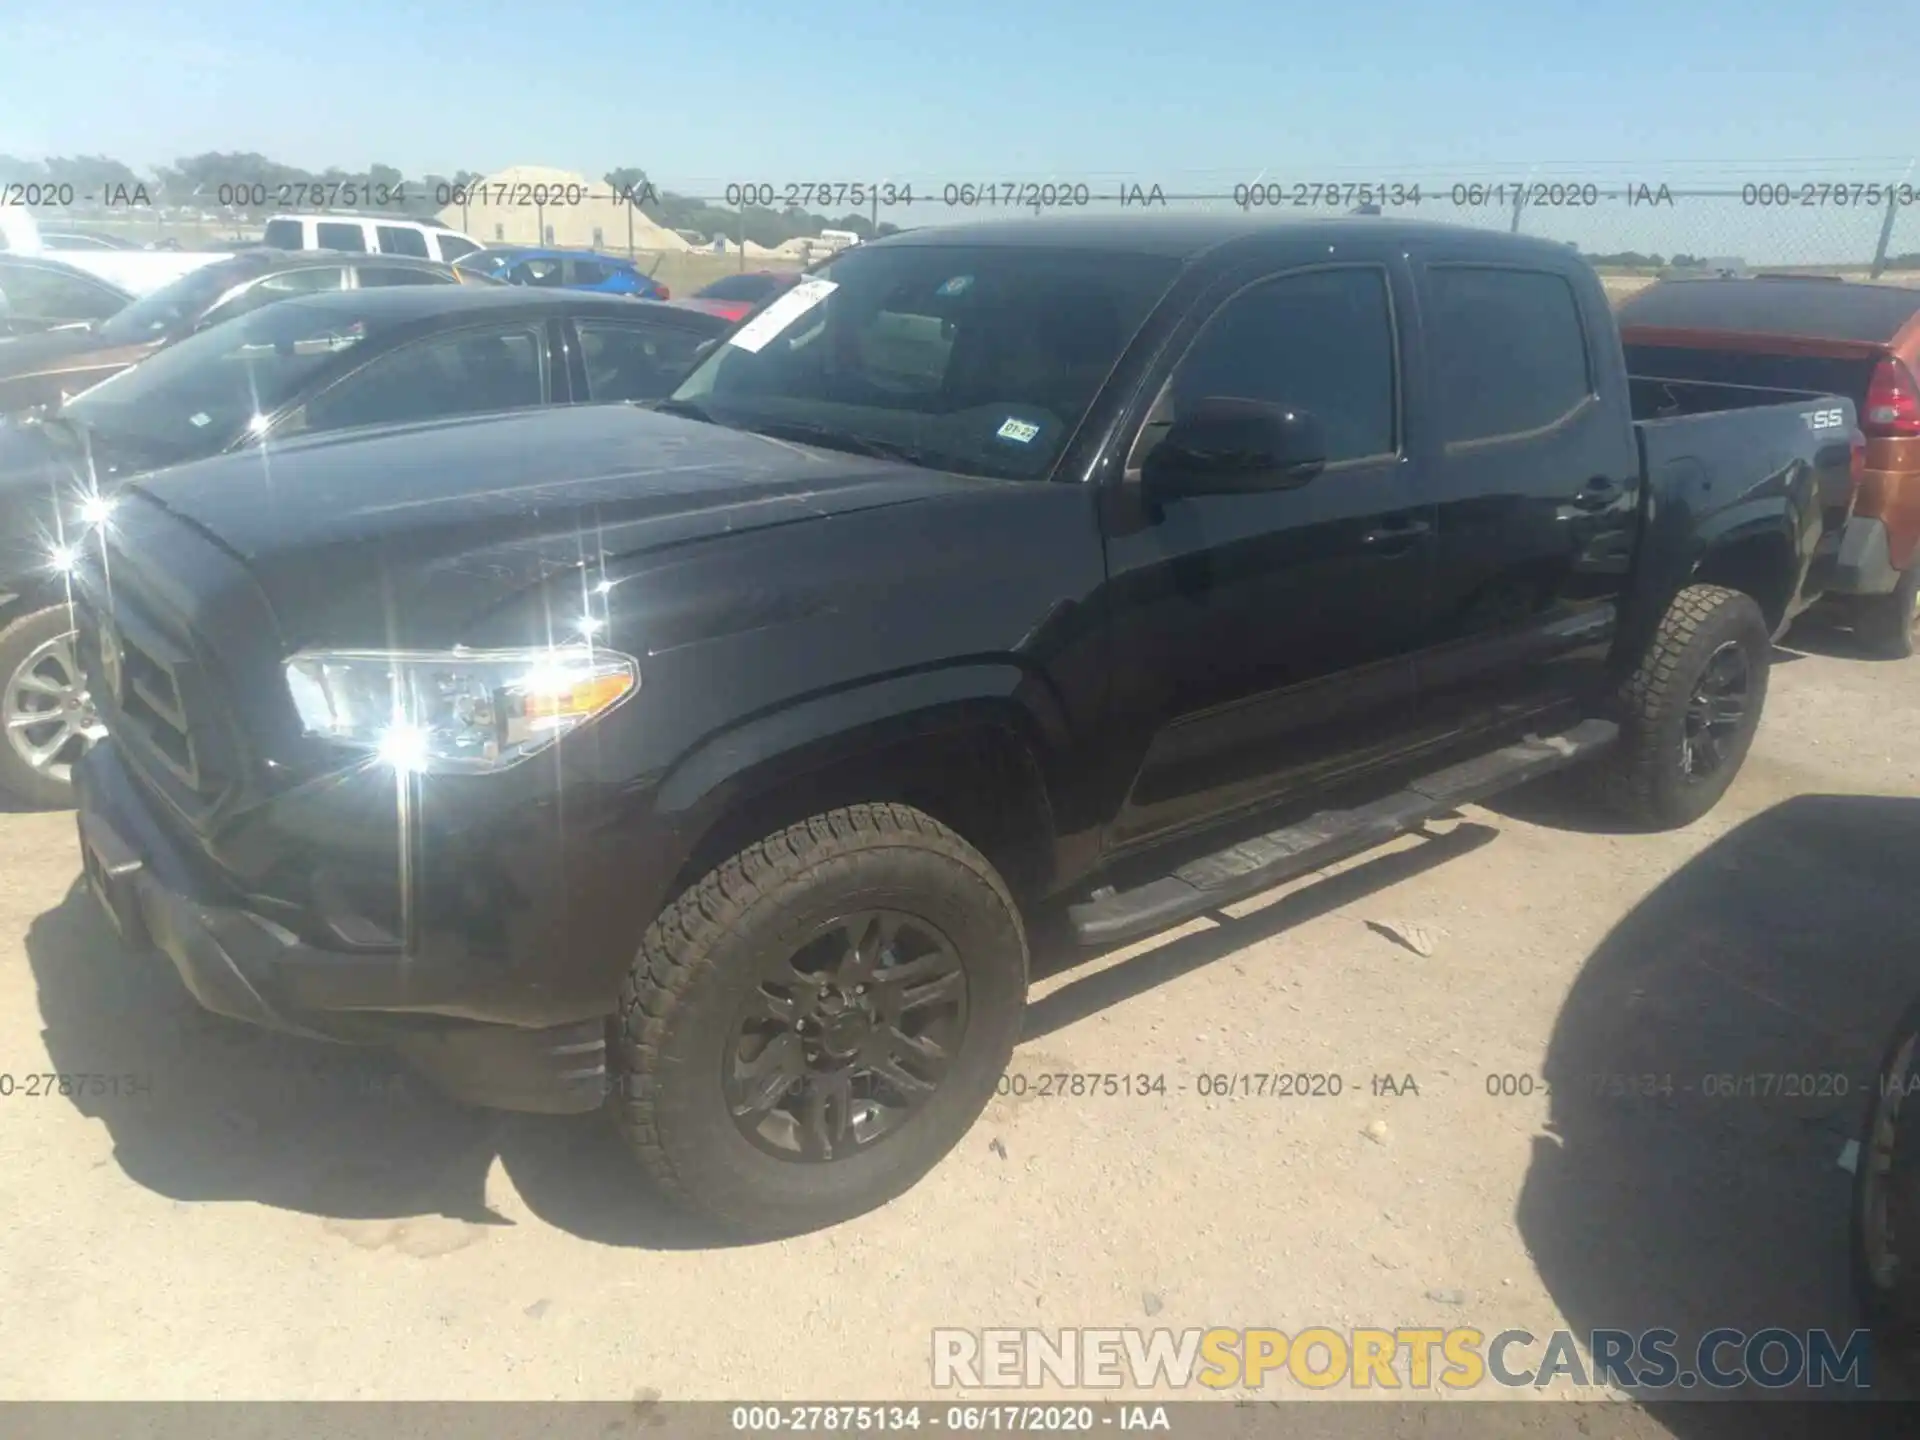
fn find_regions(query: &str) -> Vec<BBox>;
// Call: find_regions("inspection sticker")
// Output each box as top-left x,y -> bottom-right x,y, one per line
996,417 -> 1041,444
727,277 -> 839,354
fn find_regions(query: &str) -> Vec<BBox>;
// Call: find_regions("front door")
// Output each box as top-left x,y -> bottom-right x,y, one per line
1100,261 -> 1438,851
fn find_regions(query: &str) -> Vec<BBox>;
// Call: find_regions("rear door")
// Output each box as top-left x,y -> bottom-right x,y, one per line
1100,258 -> 1437,849
1405,257 -> 1641,738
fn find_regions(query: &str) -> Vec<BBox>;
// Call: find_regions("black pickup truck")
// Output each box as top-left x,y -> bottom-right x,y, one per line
64,217 -> 1857,1238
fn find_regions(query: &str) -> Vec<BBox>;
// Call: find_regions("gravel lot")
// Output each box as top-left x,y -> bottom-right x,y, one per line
0,613 -> 1916,1429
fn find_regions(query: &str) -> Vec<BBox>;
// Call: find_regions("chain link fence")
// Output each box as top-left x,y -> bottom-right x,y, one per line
30,166 -> 1920,304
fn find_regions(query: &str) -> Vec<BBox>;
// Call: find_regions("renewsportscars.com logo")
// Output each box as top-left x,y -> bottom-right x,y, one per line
930,1326 -> 1874,1392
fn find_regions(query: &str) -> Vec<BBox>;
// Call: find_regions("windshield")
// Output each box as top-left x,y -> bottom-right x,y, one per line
668,243 -> 1181,479
64,298 -> 378,465
94,260 -> 257,346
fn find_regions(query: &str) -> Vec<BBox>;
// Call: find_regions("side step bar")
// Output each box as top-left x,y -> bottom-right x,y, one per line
1067,718 -> 1620,947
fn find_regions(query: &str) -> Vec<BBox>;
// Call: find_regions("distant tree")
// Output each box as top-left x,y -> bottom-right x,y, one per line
605,167 -> 651,202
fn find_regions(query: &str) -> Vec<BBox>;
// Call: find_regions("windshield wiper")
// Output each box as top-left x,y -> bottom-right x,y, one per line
736,418 -> 940,468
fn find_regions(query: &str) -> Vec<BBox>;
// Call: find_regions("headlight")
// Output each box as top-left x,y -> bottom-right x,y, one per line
284,645 -> 639,774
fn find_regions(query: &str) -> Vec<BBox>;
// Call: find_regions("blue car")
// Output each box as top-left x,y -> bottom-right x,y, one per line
453,247 -> 670,300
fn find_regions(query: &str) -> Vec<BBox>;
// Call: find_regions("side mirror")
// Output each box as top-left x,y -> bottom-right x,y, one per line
1140,397 -> 1327,499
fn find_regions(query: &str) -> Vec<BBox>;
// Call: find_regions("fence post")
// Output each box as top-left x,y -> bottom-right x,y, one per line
1871,186 -> 1901,278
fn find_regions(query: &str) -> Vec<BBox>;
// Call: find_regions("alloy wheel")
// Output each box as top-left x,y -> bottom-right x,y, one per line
1680,640 -> 1750,781
3,630 -> 104,787
724,910 -> 969,1162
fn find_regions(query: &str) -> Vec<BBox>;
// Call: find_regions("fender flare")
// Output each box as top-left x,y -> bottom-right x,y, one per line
654,661 -> 1073,843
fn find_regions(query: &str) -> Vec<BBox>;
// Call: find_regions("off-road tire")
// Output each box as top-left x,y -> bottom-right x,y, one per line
1599,584 -> 1771,830
1853,997 -> 1920,1378
0,604 -> 90,810
1854,565 -> 1920,661
612,803 -> 1027,1239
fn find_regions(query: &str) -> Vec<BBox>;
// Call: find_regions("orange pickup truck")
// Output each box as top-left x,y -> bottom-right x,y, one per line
1620,276 -> 1920,656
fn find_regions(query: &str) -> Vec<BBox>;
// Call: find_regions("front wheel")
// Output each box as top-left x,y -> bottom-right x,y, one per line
613,803 -> 1028,1239
1599,584 -> 1771,830
0,604 -> 105,809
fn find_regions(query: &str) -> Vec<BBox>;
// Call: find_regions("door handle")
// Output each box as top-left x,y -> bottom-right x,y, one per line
1360,518 -> 1432,549
1571,477 -> 1621,511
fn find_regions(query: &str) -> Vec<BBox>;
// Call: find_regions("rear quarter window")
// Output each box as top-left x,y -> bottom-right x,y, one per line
262,219 -> 303,251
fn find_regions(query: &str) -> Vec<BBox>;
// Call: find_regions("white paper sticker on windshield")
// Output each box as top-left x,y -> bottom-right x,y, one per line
189,412 -> 212,428
727,277 -> 839,354
996,418 -> 1041,444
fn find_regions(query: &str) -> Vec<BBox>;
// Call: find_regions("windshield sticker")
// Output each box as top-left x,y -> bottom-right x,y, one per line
727,277 -> 840,354
188,412 -> 212,428
936,275 -> 974,297
996,417 -> 1041,444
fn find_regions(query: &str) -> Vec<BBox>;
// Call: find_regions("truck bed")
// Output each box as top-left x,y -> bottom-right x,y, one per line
1629,379 -> 1859,622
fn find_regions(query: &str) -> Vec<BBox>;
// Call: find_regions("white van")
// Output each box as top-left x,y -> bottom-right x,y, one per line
261,213 -> 483,265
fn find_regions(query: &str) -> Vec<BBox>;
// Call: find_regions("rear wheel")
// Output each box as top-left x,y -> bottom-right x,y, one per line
0,605 -> 104,809
1599,584 -> 1770,830
1854,565 -> 1920,660
613,803 -> 1027,1239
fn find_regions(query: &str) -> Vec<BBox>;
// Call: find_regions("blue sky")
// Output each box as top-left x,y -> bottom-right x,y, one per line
3,0 -> 1918,262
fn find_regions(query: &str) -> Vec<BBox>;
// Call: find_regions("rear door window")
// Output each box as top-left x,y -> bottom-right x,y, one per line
374,225 -> 431,258
356,264 -> 457,288
262,218 -> 304,251
1425,266 -> 1593,443
577,320 -> 714,401
314,221 -> 369,254
510,258 -> 566,287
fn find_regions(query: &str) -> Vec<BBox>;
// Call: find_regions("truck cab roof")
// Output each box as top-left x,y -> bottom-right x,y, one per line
872,213 -> 1582,265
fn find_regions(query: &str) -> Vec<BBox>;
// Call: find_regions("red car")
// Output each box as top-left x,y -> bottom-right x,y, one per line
679,269 -> 802,322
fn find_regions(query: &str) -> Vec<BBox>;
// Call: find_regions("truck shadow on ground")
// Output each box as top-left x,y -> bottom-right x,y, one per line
23,877 -> 732,1250
25,820 -> 1506,1251
1518,792 -> 1920,1414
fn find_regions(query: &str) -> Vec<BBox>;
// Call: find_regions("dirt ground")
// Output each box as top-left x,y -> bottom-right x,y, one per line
0,611 -> 1916,1431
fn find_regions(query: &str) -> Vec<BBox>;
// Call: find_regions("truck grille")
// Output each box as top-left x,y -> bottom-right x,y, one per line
74,585 -> 237,814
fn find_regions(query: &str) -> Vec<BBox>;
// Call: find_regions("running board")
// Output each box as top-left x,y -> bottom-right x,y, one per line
1067,718 -> 1620,947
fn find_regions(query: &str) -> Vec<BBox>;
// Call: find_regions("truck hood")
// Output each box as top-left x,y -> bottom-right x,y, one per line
123,403 -> 978,648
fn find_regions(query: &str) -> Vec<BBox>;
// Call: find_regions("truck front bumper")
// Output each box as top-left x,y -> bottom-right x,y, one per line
72,741 -> 611,1115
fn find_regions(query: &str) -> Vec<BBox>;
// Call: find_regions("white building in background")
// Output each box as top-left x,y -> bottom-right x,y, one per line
438,165 -> 690,254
